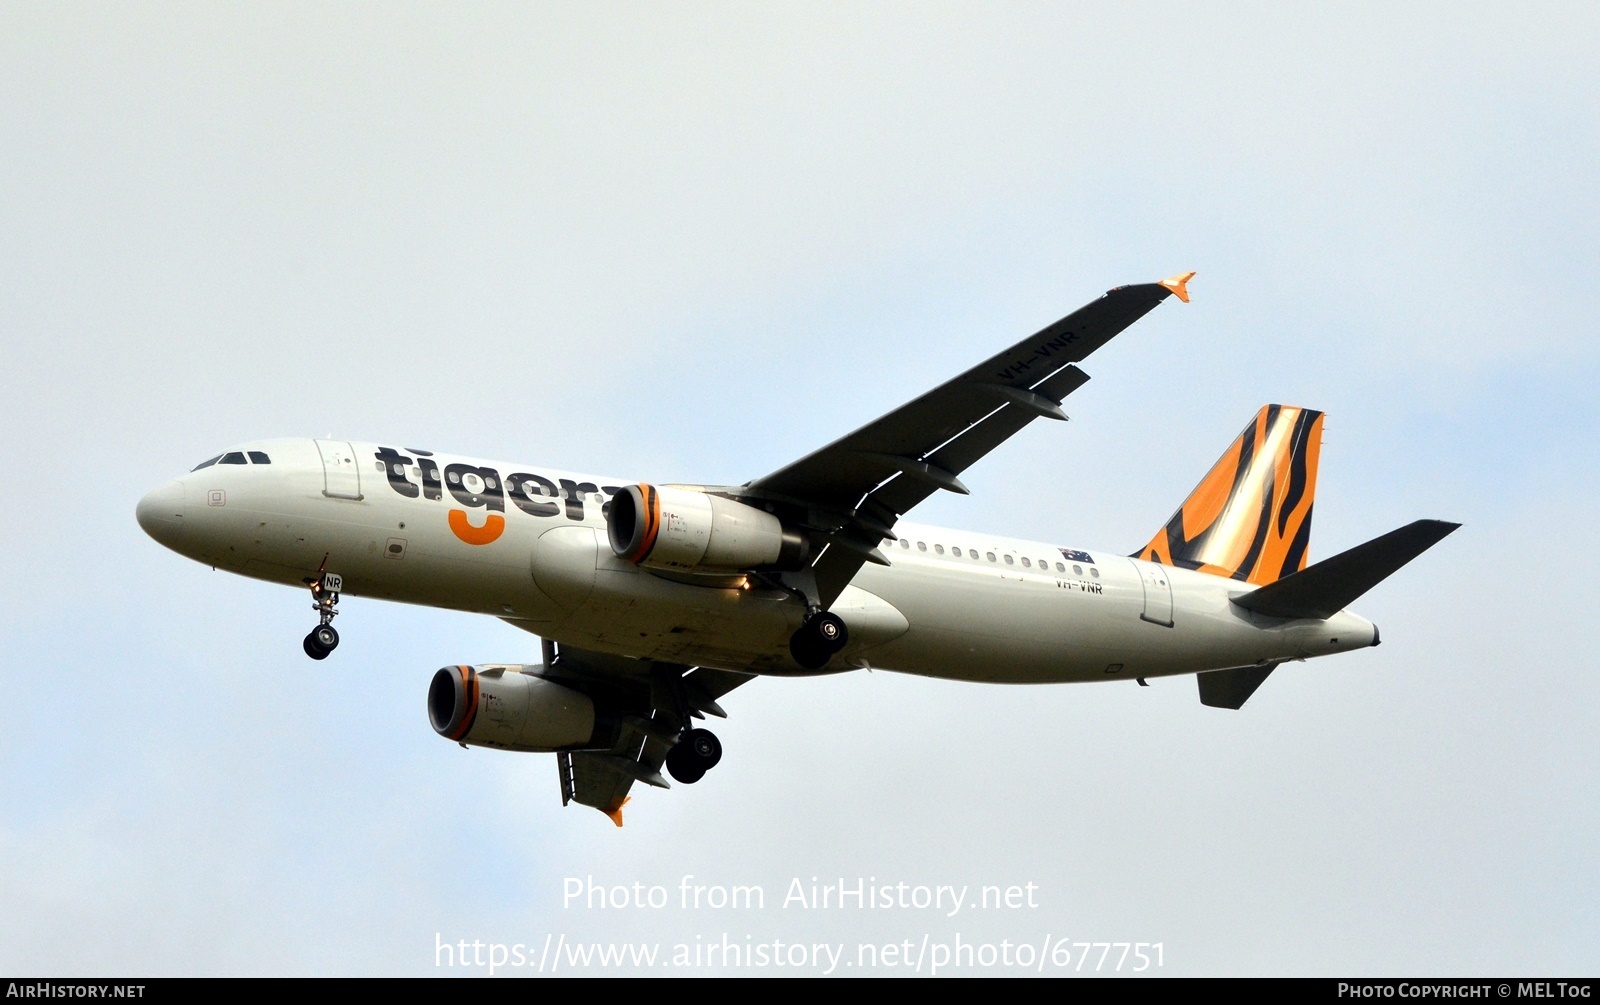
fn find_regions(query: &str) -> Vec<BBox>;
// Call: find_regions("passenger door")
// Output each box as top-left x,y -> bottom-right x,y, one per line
315,440 -> 363,500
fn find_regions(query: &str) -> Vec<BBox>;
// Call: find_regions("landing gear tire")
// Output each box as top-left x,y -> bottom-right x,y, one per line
312,624 -> 339,652
683,727 -> 722,769
303,632 -> 331,660
665,749 -> 705,784
789,610 -> 849,670
666,727 -> 722,784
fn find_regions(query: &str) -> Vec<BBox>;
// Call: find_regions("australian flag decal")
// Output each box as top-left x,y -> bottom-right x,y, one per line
1059,548 -> 1095,564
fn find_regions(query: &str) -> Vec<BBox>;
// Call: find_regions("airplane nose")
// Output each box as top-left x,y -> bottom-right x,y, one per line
136,480 -> 186,543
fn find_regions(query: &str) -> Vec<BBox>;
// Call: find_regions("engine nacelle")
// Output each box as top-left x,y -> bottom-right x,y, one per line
428,664 -> 598,752
606,484 -> 808,572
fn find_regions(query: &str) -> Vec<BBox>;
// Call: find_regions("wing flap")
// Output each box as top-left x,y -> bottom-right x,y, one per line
564,743 -> 642,821
564,730 -> 675,826
547,645 -> 757,824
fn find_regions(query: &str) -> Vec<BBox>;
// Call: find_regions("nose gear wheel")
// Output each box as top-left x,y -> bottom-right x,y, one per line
301,565 -> 343,659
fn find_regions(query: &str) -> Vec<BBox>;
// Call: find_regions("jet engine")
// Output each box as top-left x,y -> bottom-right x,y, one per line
606,484 -> 808,572
428,664 -> 600,752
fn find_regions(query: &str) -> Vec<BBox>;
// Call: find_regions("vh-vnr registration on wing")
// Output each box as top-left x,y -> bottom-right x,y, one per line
136,274 -> 1457,825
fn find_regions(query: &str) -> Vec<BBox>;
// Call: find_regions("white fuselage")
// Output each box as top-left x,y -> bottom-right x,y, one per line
136,438 -> 1378,683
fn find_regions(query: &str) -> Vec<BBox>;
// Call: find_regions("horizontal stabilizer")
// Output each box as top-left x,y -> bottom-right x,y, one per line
1233,519 -> 1460,620
1197,664 -> 1278,709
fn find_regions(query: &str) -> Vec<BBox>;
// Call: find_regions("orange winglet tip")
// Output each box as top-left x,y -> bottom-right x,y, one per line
605,797 -> 631,828
1159,271 -> 1196,303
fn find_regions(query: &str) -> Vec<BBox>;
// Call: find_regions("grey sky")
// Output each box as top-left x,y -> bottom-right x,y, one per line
1,4 -> 1596,975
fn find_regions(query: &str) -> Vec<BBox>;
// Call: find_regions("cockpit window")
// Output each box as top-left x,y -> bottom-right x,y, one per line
248,451 -> 271,464
220,452 -> 247,465
191,454 -> 222,471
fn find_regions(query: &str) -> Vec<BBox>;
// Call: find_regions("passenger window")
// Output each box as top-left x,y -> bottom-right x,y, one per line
1055,562 -> 1065,572
1021,557 -> 1031,568
191,454 -> 222,471
220,452 -> 247,465
986,552 -> 996,562
934,544 -> 945,555
1073,565 -> 1083,575
248,451 -> 271,464
917,541 -> 927,552
969,549 -> 979,559
900,539 -> 910,549
1090,568 -> 1100,578
1004,555 -> 1014,565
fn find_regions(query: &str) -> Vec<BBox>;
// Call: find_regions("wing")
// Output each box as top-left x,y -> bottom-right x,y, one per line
514,634 -> 755,825
560,665 -> 752,825
740,274 -> 1192,606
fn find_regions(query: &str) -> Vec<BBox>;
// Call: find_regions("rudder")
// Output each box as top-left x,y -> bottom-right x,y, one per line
1136,404 -> 1323,585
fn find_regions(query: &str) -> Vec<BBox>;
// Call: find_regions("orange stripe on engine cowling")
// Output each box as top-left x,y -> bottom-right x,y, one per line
626,484 -> 661,564
446,665 -> 479,741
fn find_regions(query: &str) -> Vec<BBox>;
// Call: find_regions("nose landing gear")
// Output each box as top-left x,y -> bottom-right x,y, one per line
301,570 -> 343,660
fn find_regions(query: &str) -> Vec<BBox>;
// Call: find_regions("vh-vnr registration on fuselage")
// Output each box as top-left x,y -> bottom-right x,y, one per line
136,274 -> 1458,825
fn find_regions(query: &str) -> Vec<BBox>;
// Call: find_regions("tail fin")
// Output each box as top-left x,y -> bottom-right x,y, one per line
1137,404 -> 1324,585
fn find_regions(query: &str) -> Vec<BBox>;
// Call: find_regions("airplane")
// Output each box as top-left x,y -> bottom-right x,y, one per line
135,273 -> 1458,825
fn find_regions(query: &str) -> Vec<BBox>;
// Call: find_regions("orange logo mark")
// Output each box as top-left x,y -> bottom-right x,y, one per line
448,509 -> 505,546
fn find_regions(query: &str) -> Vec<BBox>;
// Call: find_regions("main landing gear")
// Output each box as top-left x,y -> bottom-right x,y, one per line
750,571 -> 851,671
664,727 -> 722,785
643,664 -> 728,786
301,570 -> 343,660
788,609 -> 848,670
657,608 -> 847,789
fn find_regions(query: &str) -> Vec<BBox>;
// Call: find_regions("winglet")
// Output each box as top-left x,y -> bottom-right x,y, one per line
605,796 -> 631,828
1159,271 -> 1196,303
